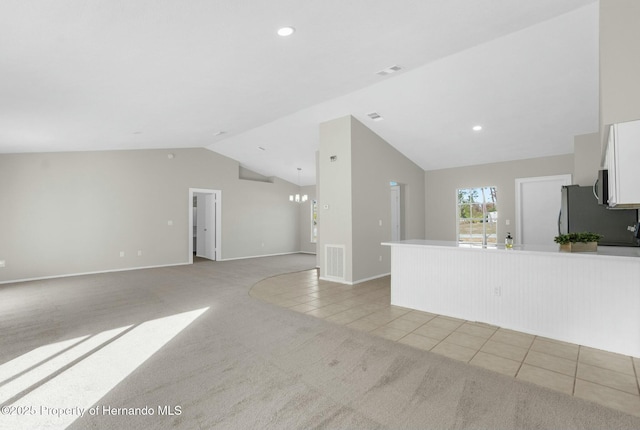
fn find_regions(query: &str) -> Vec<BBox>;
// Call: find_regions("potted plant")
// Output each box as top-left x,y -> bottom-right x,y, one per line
553,232 -> 603,252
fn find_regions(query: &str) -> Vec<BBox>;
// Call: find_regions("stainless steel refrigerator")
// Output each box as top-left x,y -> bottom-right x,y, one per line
559,185 -> 639,246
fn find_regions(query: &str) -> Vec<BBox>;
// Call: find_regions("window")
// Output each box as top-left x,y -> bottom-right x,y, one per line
457,187 -> 497,245
310,199 -> 318,243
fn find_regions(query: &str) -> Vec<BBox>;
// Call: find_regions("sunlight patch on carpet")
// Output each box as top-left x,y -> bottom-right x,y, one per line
0,307 -> 208,429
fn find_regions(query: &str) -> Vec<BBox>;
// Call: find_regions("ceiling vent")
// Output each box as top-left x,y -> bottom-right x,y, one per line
376,65 -> 402,76
367,112 -> 383,121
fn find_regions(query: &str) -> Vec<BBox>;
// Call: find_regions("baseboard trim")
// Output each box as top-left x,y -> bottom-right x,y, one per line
217,251 -> 309,262
1,252 -> 318,285
319,272 -> 390,286
353,272 -> 391,284
0,262 -> 190,285
319,276 -> 351,285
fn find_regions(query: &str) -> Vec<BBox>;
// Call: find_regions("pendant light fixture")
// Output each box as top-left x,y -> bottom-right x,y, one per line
289,168 -> 308,203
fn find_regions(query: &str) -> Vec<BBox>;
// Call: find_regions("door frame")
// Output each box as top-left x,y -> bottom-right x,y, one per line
390,184 -> 402,241
188,188 -> 222,263
515,175 -> 571,246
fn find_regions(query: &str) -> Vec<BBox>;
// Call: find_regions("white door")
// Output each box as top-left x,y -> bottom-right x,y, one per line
390,185 -> 401,241
515,175 -> 571,245
195,193 -> 216,260
203,194 -> 216,259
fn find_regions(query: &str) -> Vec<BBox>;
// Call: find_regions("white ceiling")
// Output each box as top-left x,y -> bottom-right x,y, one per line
0,0 -> 598,186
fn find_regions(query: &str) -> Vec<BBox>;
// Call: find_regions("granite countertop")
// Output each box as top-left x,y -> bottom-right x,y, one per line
381,239 -> 640,259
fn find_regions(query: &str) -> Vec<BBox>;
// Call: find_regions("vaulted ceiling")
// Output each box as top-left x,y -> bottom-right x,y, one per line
0,0 -> 598,185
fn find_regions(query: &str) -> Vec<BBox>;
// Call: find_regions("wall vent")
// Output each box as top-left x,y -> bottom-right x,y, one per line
325,244 -> 345,281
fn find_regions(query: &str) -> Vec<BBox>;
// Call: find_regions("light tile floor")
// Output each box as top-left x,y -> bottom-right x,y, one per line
250,270 -> 640,418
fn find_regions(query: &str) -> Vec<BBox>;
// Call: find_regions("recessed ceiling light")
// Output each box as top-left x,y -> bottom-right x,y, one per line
473,125 -> 483,131
277,26 -> 295,37
213,131 -> 226,136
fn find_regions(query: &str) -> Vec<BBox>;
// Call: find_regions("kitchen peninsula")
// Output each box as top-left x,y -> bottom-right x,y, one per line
382,240 -> 640,357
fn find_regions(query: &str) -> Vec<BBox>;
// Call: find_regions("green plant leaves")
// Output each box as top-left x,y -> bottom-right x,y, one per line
553,232 -> 603,244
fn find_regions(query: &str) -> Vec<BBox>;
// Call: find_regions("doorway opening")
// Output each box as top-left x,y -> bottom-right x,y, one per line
188,188 -> 221,263
390,182 -> 404,241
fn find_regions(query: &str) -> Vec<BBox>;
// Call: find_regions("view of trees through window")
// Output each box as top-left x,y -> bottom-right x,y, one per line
457,187 -> 497,245
311,200 -> 318,243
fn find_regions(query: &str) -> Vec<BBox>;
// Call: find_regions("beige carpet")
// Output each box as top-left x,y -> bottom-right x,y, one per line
1,254 -> 639,429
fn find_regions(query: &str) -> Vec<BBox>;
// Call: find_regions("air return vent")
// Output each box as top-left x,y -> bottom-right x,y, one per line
325,245 -> 345,281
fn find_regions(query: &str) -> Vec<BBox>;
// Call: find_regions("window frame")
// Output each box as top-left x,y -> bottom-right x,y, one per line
310,199 -> 318,243
456,186 -> 497,246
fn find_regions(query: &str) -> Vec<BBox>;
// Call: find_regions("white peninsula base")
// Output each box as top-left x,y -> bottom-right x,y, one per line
383,240 -> 640,357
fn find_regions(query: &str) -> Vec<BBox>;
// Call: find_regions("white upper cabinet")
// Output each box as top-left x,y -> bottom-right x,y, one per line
607,119 -> 640,208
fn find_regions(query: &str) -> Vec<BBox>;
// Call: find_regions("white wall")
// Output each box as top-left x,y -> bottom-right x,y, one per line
318,116 -> 354,282
0,148 -> 301,282
424,154 -> 574,242
600,0 -> 640,146
350,117 -> 425,282
318,115 -> 425,284
573,132 -> 600,187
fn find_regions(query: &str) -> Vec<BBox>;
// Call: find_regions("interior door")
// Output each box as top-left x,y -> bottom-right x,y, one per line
516,175 -> 572,245
195,193 -> 216,260
204,194 -> 216,260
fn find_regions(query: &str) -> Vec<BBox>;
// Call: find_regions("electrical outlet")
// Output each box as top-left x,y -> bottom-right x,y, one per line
494,286 -> 501,296
379,255 -> 382,262
137,250 -> 142,256
0,260 -> 5,268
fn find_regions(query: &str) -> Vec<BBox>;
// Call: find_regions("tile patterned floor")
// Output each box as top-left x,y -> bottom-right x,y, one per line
250,269 -> 640,418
